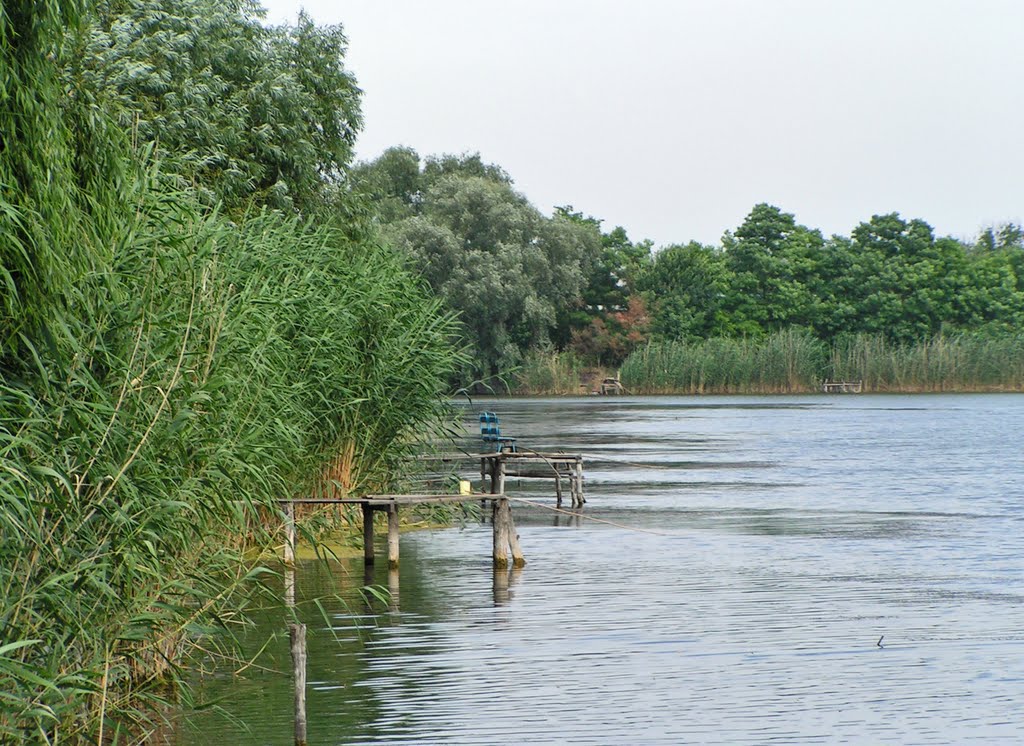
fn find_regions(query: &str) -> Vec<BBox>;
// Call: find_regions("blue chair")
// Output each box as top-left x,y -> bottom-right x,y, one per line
479,411 -> 517,452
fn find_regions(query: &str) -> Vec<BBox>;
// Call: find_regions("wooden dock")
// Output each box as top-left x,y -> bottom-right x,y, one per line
479,450 -> 585,508
279,450 -> 583,572
279,448 -> 582,744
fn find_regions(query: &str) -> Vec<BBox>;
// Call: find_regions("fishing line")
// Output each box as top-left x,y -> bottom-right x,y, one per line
505,496 -> 677,537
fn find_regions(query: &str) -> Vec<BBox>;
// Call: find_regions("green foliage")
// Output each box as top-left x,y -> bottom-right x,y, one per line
78,0 -> 362,213
637,241 -> 728,341
357,149 -> 595,385
640,205 -> 1024,351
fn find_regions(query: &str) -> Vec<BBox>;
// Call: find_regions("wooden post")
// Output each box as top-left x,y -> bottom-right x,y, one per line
284,501 -> 296,565
506,501 -> 526,568
387,503 -> 400,569
492,498 -> 509,569
496,455 -> 506,496
554,471 -> 563,508
573,458 -> 585,507
362,503 -> 375,565
284,501 -> 296,607
290,623 -> 308,746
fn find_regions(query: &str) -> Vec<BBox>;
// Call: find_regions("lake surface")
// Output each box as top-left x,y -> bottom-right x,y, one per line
178,395 -> 1024,744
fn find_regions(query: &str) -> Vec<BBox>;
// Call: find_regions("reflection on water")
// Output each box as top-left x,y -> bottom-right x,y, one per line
178,394 -> 1024,744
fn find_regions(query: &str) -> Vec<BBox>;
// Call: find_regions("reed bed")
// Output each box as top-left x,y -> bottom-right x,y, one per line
620,329 -> 827,394
830,333 -> 1024,392
621,330 -> 1024,394
1,5 -> 461,740
513,349 -> 587,395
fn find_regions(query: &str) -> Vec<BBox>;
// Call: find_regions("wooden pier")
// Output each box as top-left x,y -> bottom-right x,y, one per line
479,450 -> 585,508
279,448 -> 582,744
279,450 -> 583,570
280,492 -> 523,570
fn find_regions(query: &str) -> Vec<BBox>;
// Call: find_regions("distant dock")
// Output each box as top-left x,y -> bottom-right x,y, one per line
822,379 -> 863,393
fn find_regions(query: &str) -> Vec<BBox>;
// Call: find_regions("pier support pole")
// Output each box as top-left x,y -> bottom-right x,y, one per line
388,568 -> 400,613
290,623 -> 308,746
387,503 -> 400,569
492,498 -> 509,569
496,455 -> 506,496
572,458 -> 585,507
362,503 -> 375,565
283,501 -> 296,607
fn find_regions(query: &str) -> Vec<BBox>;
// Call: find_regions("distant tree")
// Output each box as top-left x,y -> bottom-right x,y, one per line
637,241 -> 729,341
370,157 -> 594,382
570,295 -> 652,366
720,203 -> 824,336
351,146 -> 423,222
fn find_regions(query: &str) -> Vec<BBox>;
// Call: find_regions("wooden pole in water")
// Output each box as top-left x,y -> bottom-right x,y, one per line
289,623 -> 308,746
492,498 -> 509,569
506,501 -> 526,568
362,503 -> 375,565
387,503 -> 400,569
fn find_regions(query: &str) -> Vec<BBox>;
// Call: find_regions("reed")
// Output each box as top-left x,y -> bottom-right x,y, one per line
621,330 -> 1024,394
513,349 -> 586,395
830,333 -> 1024,391
1,6 -> 461,740
620,329 -> 826,393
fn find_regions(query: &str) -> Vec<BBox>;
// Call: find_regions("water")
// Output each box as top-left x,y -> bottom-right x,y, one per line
178,395 -> 1024,744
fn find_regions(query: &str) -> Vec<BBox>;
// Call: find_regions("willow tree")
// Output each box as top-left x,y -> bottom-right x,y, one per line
79,0 -> 362,213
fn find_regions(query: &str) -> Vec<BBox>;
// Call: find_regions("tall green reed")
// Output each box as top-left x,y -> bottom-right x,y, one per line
620,329 -> 826,393
622,330 -> 1024,394
1,4 -> 461,739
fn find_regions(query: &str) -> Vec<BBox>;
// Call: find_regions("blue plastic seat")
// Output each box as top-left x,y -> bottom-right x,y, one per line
479,411 -> 517,452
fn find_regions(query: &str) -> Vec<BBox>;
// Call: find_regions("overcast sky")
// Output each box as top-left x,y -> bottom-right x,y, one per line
260,0 -> 1022,247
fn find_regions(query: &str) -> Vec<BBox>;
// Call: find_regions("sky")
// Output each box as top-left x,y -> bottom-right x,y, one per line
259,0 -> 1023,247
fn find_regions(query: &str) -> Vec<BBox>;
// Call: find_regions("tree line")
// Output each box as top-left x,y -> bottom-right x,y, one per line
354,148 -> 1024,385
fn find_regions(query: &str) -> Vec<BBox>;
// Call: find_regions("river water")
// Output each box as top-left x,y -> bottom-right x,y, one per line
179,394 -> 1024,744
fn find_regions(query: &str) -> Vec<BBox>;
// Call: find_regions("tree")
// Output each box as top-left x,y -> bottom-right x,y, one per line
78,0 -> 362,212
720,203 -> 824,336
369,155 -> 594,382
637,241 -> 729,341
